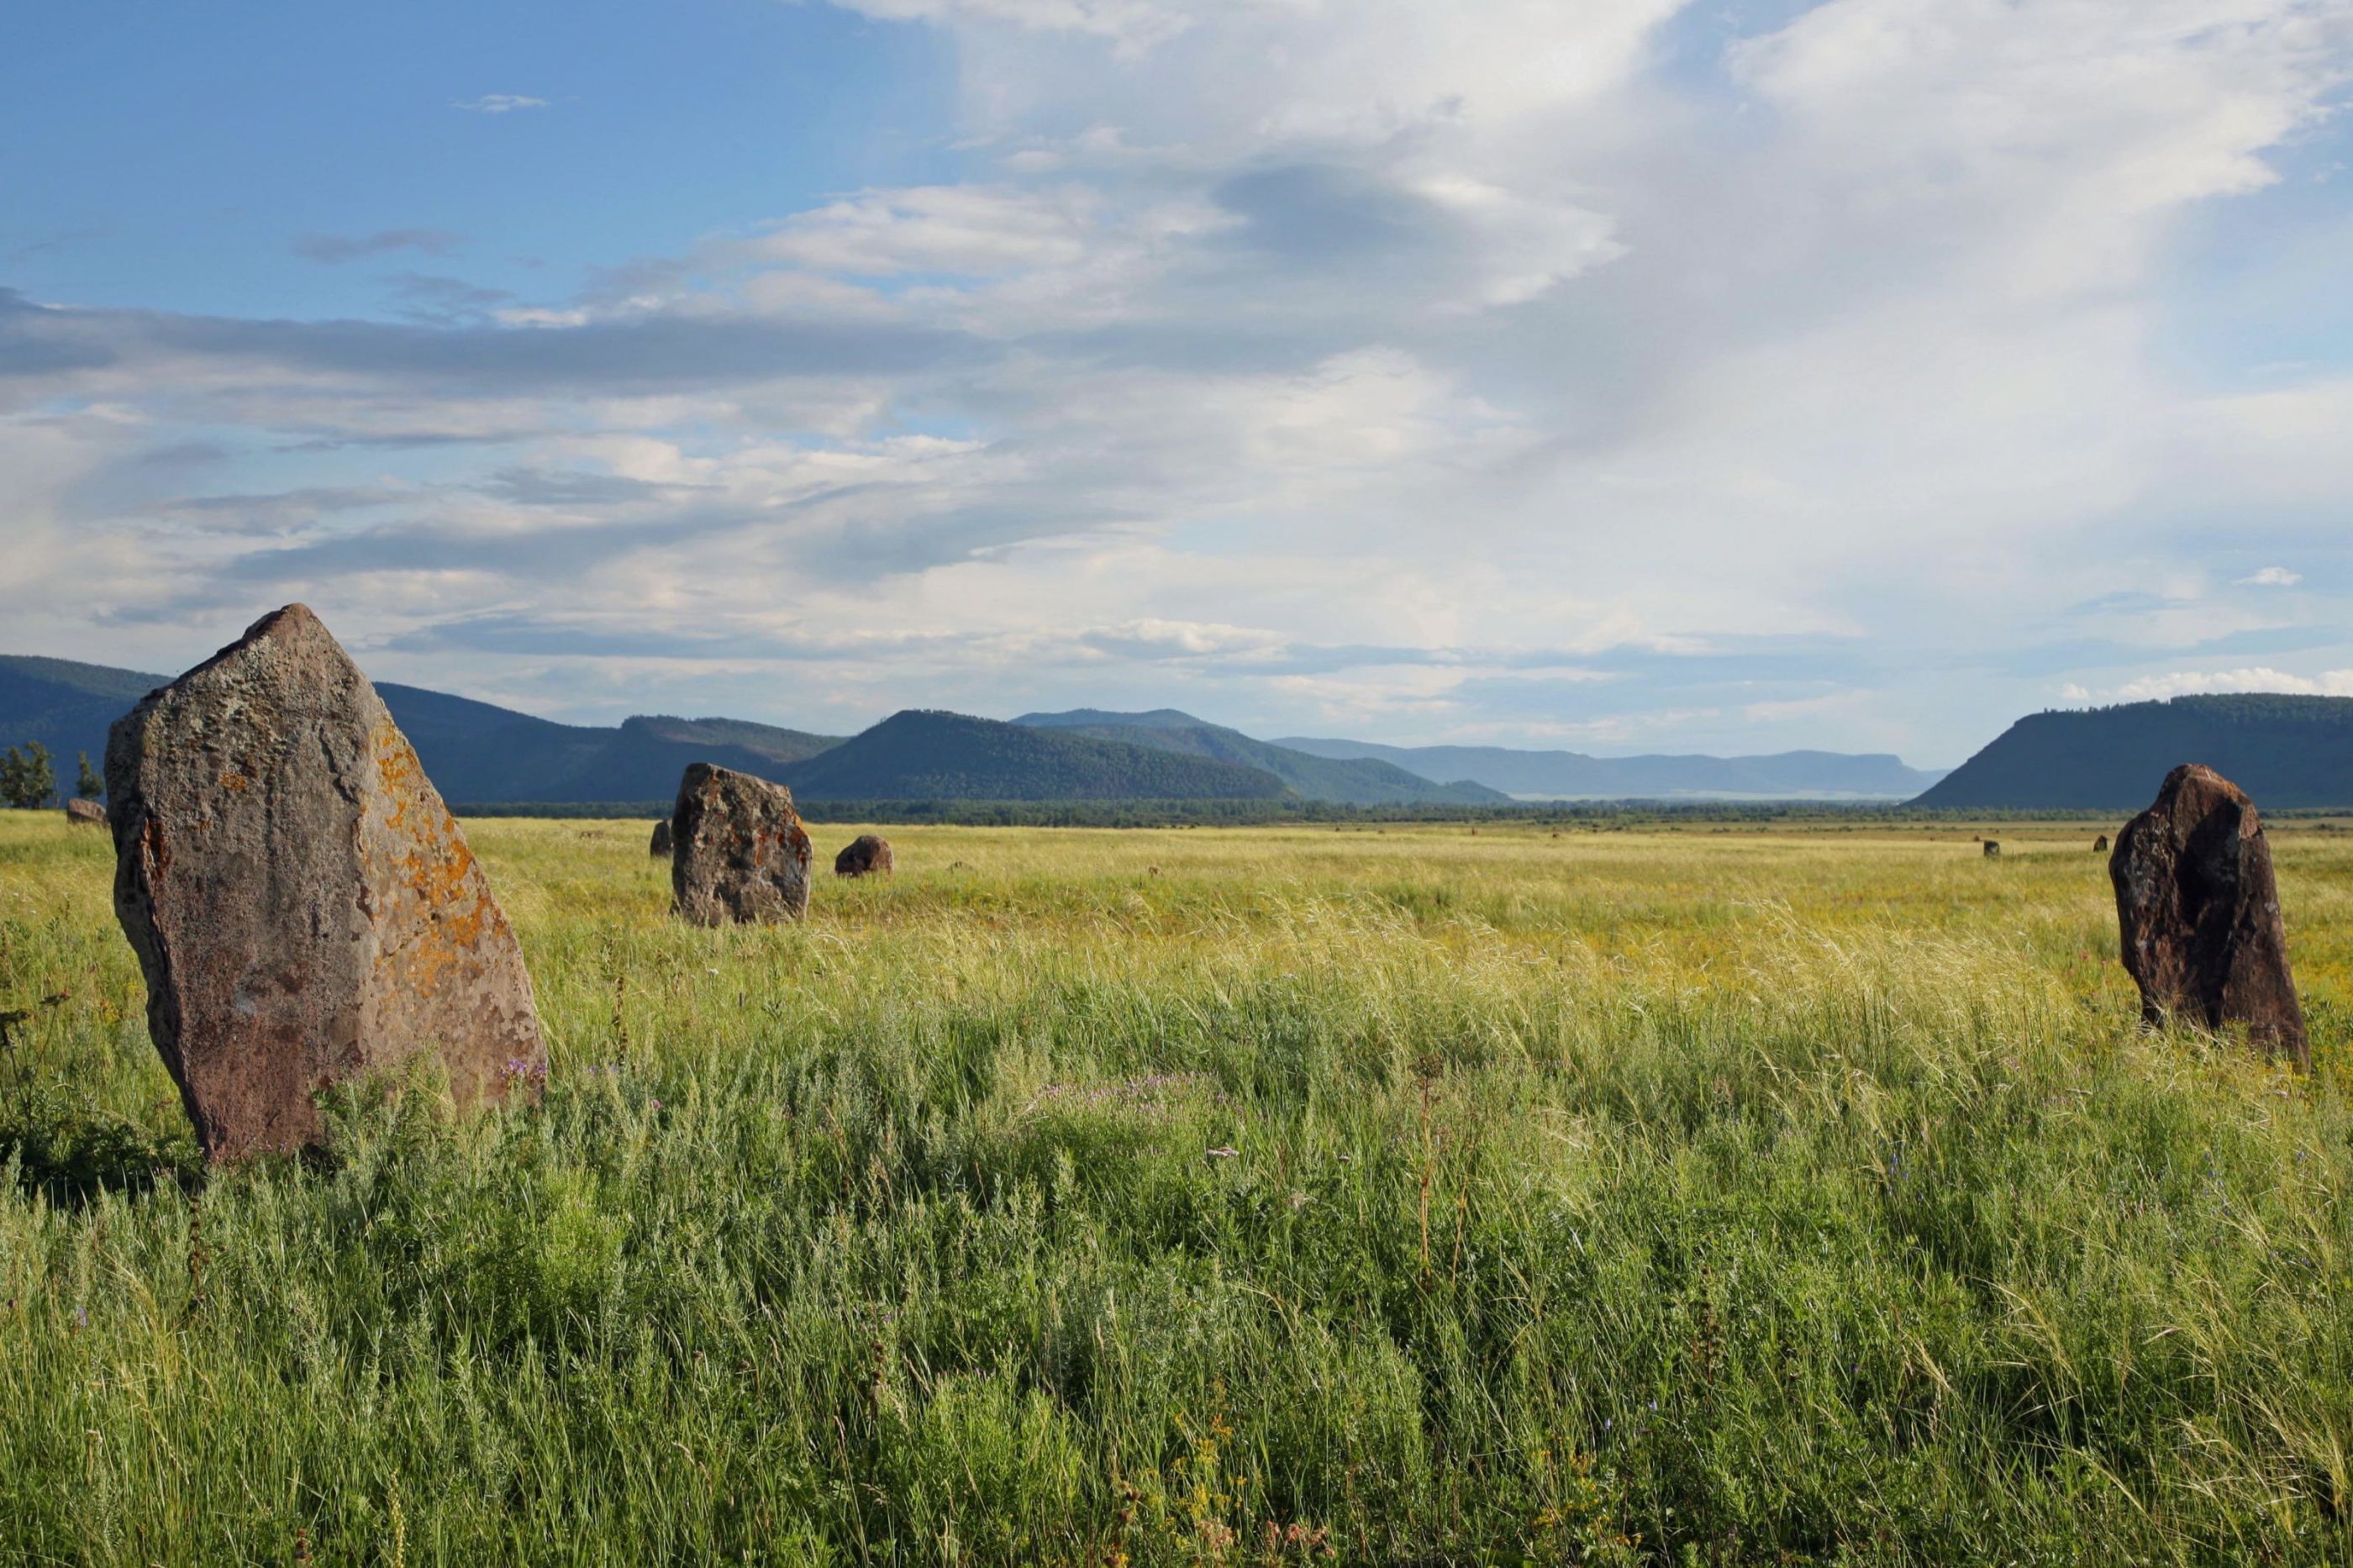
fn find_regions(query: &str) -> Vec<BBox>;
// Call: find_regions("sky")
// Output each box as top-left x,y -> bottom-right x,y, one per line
3,0 -> 2350,767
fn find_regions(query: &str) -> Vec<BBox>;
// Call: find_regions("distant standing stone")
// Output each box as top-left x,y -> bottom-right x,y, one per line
2094,834 -> 2109,853
64,797 -> 106,827
671,764 -> 812,923
650,818 -> 673,856
1982,840 -> 2001,858
106,605 -> 546,1160
2109,763 -> 2308,1067
833,834 -> 893,877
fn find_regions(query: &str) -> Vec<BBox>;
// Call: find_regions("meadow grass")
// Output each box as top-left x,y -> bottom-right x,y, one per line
0,813 -> 2349,1565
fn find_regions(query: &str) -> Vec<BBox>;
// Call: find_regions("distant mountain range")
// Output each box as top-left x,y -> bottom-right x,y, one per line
65,650 -> 2324,810
1273,735 -> 1945,801
1917,695 -> 2353,810
0,657 -> 1292,805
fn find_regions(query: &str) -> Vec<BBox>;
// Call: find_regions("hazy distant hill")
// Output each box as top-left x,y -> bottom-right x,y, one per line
1015,708 -> 1508,805
1277,735 -> 1945,800
1914,695 -> 2353,809
785,710 -> 1292,802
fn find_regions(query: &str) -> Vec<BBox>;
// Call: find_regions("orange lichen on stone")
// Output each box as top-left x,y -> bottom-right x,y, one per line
370,719 -> 500,998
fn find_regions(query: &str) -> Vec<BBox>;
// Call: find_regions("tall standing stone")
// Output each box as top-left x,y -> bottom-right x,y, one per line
671,763 -> 812,924
650,818 -> 673,856
2109,763 -> 2308,1067
107,605 -> 546,1159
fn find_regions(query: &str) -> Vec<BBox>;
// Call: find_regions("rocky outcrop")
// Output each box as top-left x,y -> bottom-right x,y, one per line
106,605 -> 546,1159
2109,763 -> 2307,1066
671,764 -> 812,924
834,834 -> 893,877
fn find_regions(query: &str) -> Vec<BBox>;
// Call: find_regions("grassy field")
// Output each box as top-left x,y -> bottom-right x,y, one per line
1,813 -> 2350,1565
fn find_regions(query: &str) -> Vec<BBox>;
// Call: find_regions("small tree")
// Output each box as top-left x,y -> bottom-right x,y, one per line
76,750 -> 103,802
0,743 -> 56,811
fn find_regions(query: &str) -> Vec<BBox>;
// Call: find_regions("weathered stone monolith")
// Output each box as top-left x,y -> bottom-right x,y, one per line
2094,834 -> 2109,854
671,763 -> 811,923
833,834 -> 892,877
650,818 -> 673,856
2109,763 -> 2307,1067
107,605 -> 546,1159
65,797 -> 106,827
1982,839 -> 2001,859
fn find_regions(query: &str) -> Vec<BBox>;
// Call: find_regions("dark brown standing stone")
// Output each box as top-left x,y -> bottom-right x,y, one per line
671,764 -> 811,923
2109,763 -> 2308,1067
2094,834 -> 2109,853
65,797 -> 106,827
106,605 -> 546,1160
650,818 -> 673,856
1982,840 -> 2001,859
833,834 -> 893,878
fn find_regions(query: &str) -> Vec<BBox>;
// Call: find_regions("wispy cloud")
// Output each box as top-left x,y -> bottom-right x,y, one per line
452,94 -> 548,114
2063,668 -> 2353,702
4,1 -> 2352,761
292,229 -> 464,265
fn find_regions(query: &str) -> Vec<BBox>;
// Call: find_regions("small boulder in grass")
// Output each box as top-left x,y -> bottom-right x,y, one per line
650,818 -> 673,856
833,834 -> 893,878
671,763 -> 812,924
65,797 -> 106,827
2110,763 -> 2308,1066
106,604 -> 545,1160
1982,840 -> 2001,859
2094,834 -> 2109,854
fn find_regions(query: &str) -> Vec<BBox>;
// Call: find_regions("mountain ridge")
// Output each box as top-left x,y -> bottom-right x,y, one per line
1274,735 -> 1946,800
1914,694 -> 2353,809
788,709 -> 1291,802
3,650 -> 1966,807
1014,708 -> 1508,805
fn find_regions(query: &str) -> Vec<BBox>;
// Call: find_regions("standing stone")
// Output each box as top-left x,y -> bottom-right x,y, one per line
2094,834 -> 2109,854
65,797 -> 106,827
107,605 -> 546,1160
1982,840 -> 2001,859
834,834 -> 893,877
2109,763 -> 2308,1067
650,818 -> 673,856
671,764 -> 811,924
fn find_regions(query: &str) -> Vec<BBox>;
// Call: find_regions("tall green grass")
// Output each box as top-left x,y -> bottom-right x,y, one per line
0,815 -> 2347,1563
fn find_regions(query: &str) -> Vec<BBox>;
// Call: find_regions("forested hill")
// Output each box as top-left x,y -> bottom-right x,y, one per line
0,655 -> 844,805
0,660 -> 1290,805
1014,708 -> 1508,806
1916,695 -> 2353,809
0,655 -> 169,786
784,710 -> 1292,802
